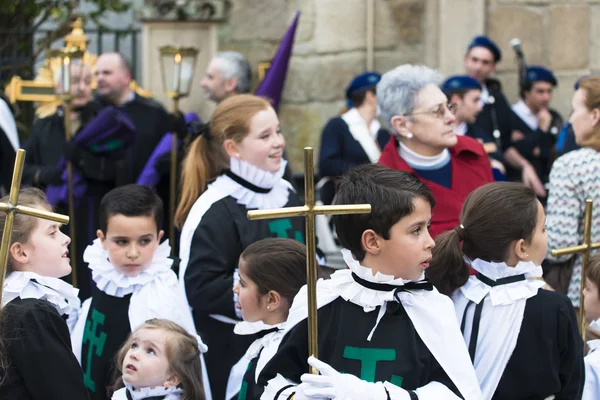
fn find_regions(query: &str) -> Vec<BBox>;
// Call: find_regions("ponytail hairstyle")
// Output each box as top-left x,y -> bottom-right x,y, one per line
427,182 -> 539,296
114,319 -> 205,400
239,238 -> 307,311
175,94 -> 272,228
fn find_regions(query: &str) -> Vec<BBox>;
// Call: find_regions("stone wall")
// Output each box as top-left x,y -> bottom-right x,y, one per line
218,0 -> 427,171
215,0 -> 600,171
487,0 -> 600,122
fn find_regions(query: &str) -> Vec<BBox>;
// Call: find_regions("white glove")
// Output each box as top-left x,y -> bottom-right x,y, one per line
298,356 -> 410,400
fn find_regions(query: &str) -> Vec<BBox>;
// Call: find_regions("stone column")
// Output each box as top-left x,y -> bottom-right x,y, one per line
437,0 -> 486,76
141,21 -> 218,120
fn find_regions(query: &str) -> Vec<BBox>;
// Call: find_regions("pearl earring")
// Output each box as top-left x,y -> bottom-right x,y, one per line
267,306 -> 271,311
235,153 -> 240,158
406,132 -> 413,139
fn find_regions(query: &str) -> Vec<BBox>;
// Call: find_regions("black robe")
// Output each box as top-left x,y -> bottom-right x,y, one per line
474,79 -> 516,157
0,297 -> 89,400
508,108 -> 563,184
255,297 -> 461,400
22,102 -> 116,300
182,174 -> 305,400
96,94 -> 173,242
493,290 -> 584,399
80,288 -> 133,400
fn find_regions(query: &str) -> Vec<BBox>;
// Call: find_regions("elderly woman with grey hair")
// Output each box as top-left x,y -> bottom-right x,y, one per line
378,64 -> 494,237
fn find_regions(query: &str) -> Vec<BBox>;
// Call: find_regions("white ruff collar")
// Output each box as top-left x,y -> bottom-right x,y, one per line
2,271 -> 80,315
121,380 -> 183,400
329,249 -> 425,312
211,157 -> 292,209
461,258 -> 545,306
84,238 -> 173,298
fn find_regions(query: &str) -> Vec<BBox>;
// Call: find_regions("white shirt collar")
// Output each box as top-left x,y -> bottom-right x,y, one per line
121,380 -> 183,400
83,238 -> 174,297
589,319 -> 600,353
210,157 -> 292,210
342,107 -> 381,139
2,271 -> 80,315
479,84 -> 490,107
398,140 -> 450,169
512,99 -> 539,130
460,258 -> 545,305
455,122 -> 468,136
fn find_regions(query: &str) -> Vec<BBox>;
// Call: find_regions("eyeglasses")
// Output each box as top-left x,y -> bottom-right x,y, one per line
406,102 -> 457,119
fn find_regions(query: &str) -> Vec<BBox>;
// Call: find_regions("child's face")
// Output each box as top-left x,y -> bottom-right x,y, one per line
97,214 -> 163,276
20,217 -> 71,278
584,280 -> 600,323
375,196 -> 435,280
524,200 -> 548,266
233,262 -> 268,323
122,328 -> 177,389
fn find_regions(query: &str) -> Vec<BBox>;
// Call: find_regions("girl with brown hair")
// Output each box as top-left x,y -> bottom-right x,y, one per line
0,187 -> 88,399
427,182 -> 583,399
112,318 -> 206,400
176,94 -> 306,400
228,238 -> 308,400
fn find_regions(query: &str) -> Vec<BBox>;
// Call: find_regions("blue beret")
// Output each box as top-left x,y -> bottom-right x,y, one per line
574,74 -> 600,90
524,66 -> 557,86
468,35 -> 502,63
345,72 -> 381,100
441,75 -> 482,95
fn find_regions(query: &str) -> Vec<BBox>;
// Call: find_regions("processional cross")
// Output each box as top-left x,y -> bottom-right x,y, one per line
248,147 -> 371,372
551,199 -> 600,341
0,149 -> 70,305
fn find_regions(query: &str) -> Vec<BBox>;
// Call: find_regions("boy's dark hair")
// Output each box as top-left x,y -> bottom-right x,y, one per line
240,238 -> 307,306
98,184 -> 163,234
331,164 -> 436,261
586,254 -> 600,301
427,182 -> 539,296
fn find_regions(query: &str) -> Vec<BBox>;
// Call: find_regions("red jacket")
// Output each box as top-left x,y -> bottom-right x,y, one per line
379,136 -> 494,237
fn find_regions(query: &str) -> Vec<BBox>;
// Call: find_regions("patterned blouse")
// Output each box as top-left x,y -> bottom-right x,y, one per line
546,147 -> 600,307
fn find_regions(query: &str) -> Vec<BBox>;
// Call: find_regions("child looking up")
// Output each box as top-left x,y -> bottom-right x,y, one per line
228,238 -> 309,400
0,187 -> 88,399
71,184 -> 208,400
258,164 -> 482,400
427,182 -> 583,399
112,318 -> 205,400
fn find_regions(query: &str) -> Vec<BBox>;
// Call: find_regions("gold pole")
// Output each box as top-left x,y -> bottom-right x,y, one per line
169,98 -> 180,255
63,97 -> 78,288
248,147 -> 371,373
0,150 -> 70,304
551,199 -> 600,342
304,148 -> 319,371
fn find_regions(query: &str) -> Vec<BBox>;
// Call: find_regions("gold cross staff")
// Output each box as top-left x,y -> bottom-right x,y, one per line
248,147 -> 371,372
551,199 -> 600,341
0,149 -> 70,305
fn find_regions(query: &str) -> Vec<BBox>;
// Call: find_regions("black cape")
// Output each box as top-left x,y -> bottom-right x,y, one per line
0,297 -> 89,400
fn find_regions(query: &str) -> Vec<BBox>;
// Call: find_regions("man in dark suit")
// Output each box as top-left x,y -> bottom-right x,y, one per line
464,35 -> 546,197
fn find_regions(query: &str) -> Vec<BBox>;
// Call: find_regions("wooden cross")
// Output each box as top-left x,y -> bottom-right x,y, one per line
0,149 -> 70,305
551,199 -> 600,341
247,147 -> 371,372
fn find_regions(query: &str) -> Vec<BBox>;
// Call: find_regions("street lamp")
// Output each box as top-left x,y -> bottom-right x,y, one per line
47,46 -> 85,287
158,45 -> 199,253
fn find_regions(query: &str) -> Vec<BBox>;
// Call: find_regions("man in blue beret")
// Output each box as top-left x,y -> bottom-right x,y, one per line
442,75 -> 506,177
510,66 -> 564,192
464,35 -> 546,197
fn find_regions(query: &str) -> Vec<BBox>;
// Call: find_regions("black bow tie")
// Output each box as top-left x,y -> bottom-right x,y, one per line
351,272 -> 433,315
475,272 -> 526,287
